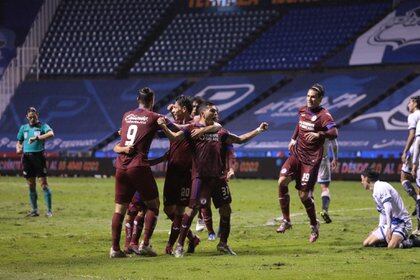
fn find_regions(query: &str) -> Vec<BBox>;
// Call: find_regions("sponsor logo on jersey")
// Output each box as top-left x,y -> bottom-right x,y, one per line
299,120 -> 315,131
125,114 -> 148,124
199,133 -> 219,142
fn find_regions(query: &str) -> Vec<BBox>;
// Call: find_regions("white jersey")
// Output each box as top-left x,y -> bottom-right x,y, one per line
408,110 -> 420,136
372,181 -> 411,226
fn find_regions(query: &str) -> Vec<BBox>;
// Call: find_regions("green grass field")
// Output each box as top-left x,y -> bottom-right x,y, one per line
0,177 -> 419,280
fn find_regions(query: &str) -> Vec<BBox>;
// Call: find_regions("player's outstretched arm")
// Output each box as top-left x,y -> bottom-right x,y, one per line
190,122 -> 222,139
158,117 -> 185,141
227,122 -> 268,144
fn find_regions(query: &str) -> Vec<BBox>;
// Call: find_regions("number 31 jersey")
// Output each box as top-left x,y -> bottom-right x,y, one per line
115,108 -> 162,170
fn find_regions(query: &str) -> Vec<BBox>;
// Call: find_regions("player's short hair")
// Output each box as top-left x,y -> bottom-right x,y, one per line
175,95 -> 193,114
410,96 -> 420,109
361,168 -> 380,181
198,101 -> 215,115
137,87 -> 154,105
310,83 -> 325,98
26,107 -> 38,114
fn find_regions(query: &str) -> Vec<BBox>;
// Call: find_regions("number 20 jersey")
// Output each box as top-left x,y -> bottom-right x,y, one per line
115,108 -> 162,169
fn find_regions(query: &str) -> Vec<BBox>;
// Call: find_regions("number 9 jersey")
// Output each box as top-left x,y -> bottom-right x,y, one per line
115,108 -> 163,170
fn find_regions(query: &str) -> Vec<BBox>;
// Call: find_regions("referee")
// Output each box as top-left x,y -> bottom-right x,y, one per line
16,107 -> 54,217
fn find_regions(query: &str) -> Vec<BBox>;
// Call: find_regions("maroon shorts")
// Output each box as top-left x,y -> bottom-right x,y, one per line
189,177 -> 232,209
163,167 -> 192,207
115,167 -> 158,204
279,154 -> 320,192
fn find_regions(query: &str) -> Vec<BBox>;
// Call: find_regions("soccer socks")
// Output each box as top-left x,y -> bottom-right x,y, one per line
278,185 -> 290,222
42,186 -> 52,212
168,214 -> 182,246
178,212 -> 195,247
131,214 -> 145,246
402,180 -> 417,201
29,189 -> 38,212
124,213 -> 136,249
201,207 -> 215,234
111,212 -> 124,251
219,215 -> 231,244
302,197 -> 317,226
143,208 -> 158,246
321,190 -> 330,212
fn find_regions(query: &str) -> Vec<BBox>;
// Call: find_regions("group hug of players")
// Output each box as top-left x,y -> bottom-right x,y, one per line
109,83 -> 341,258
16,84 -> 420,258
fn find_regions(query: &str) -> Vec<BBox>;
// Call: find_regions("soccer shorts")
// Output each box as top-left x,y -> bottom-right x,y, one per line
22,152 -> 47,178
280,154 -> 321,192
163,167 -> 192,207
115,166 -> 158,204
189,177 -> 232,209
317,157 -> 331,183
373,220 -> 412,241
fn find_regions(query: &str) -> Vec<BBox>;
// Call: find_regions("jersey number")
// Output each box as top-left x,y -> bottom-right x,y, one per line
301,173 -> 310,182
124,125 -> 138,146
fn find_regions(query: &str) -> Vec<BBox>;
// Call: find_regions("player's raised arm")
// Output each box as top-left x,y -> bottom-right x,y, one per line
158,117 -> 185,141
190,122 -> 222,139
227,122 -> 268,144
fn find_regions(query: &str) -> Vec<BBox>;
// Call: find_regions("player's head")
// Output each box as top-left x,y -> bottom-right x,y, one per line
360,168 -> 380,190
307,83 -> 325,109
137,87 -> 155,109
172,95 -> 193,121
408,96 -> 420,113
26,107 -> 39,125
198,101 -> 218,124
192,96 -> 205,116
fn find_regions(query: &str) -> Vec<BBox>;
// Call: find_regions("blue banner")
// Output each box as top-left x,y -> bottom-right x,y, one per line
326,0 -> 420,66
0,78 -> 185,152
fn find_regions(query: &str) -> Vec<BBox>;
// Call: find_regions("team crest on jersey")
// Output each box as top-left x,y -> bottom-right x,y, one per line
125,114 -> 148,124
311,115 -> 317,122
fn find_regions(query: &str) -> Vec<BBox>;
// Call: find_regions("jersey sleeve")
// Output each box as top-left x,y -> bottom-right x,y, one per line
41,123 -> 53,134
181,124 -> 194,140
17,126 -> 24,142
407,113 -> 416,130
219,129 -> 230,143
321,112 -> 336,130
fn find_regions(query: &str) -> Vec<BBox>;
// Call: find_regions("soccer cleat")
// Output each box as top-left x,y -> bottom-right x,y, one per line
195,218 -> 205,232
309,221 -> 320,243
128,244 -> 140,255
276,219 -> 292,233
173,245 -> 184,258
109,247 -> 126,258
320,210 -> 332,224
208,232 -> 216,241
46,211 -> 53,218
138,241 -> 157,257
217,243 -> 237,256
165,244 -> 173,255
187,236 -> 200,253
26,210 -> 39,217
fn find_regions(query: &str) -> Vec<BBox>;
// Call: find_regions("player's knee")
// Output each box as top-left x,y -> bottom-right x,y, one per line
27,178 -> 36,190
164,205 -> 175,218
115,203 -> 128,214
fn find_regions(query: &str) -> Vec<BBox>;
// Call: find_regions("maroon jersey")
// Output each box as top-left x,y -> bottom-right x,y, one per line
291,106 -> 336,166
184,124 -> 229,178
115,108 -> 162,169
167,117 -> 193,172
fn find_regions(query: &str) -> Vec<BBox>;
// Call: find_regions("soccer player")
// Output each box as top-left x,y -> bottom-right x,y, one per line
110,87 -> 163,258
158,101 -> 268,257
277,84 -> 338,243
401,96 -> 420,235
361,168 -> 412,249
317,139 -> 338,223
16,107 -> 54,217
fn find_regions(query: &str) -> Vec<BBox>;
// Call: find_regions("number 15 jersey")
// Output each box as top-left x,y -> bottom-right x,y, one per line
115,108 -> 162,170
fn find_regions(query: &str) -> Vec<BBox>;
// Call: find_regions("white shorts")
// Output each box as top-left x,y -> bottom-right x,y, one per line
372,221 -> 412,241
317,157 -> 331,183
